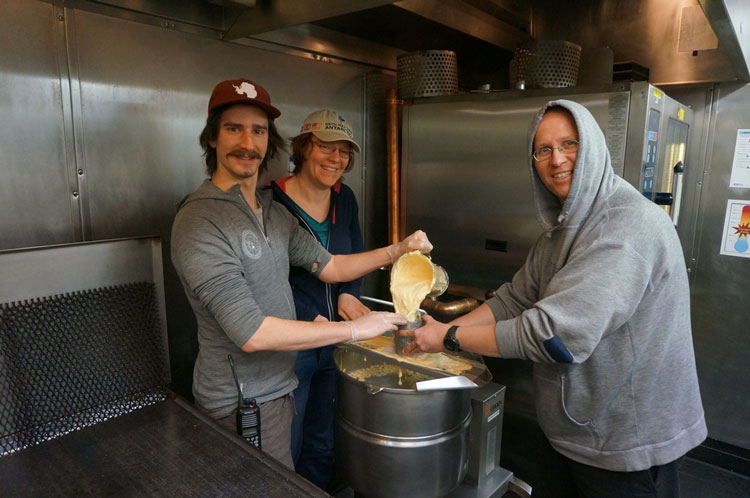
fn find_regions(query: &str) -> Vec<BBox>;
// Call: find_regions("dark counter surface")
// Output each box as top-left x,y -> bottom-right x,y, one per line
0,395 -> 329,497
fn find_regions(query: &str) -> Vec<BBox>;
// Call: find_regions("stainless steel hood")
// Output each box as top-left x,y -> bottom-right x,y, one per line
75,0 -> 748,84
530,0 -> 750,85
215,0 -> 749,84
698,0 -> 750,81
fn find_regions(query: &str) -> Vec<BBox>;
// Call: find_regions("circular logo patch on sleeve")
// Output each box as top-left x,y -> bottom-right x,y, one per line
241,230 -> 263,259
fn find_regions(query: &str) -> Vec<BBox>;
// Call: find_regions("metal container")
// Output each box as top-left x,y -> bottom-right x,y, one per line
427,262 -> 449,298
335,347 -> 471,498
393,315 -> 424,356
397,50 -> 459,99
510,40 -> 582,88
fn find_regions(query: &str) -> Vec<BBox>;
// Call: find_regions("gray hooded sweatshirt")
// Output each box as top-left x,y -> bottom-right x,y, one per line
485,100 -> 706,471
171,180 -> 331,419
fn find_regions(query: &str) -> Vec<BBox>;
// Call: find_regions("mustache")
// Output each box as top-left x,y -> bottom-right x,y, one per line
228,148 -> 263,160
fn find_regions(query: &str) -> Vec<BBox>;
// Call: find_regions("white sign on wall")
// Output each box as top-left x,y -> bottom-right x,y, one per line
729,129 -> 750,188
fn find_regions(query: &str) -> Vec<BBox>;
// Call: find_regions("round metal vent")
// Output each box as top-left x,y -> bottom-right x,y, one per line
510,40 -> 582,88
397,50 -> 459,99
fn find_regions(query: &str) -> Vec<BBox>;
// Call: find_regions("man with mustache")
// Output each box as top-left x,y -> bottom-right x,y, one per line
171,78 -> 431,469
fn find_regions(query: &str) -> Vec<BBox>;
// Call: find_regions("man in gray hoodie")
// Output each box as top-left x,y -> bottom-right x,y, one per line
405,100 -> 706,497
171,78 -> 430,468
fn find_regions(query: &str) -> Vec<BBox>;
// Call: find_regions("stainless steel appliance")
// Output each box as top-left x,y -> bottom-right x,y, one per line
447,383 -> 518,498
335,347 -> 525,498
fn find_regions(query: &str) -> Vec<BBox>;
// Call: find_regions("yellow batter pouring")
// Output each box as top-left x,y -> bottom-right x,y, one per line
390,250 -> 435,321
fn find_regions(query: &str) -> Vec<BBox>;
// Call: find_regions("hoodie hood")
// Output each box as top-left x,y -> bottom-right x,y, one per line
527,100 -> 619,230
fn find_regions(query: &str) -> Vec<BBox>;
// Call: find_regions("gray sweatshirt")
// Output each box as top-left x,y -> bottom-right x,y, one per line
485,100 -> 706,471
171,180 -> 331,418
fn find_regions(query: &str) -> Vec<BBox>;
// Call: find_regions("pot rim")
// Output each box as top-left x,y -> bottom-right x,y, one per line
338,366 -> 439,394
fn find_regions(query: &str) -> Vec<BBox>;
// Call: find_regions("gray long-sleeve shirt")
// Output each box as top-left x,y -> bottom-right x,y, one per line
486,100 -> 706,471
171,180 -> 331,418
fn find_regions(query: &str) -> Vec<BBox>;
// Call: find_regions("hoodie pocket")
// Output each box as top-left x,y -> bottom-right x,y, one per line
571,332 -> 639,450
535,331 -> 639,451
535,366 -> 598,448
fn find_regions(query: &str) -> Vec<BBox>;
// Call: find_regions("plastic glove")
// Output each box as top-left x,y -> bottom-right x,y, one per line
347,311 -> 407,342
386,230 -> 433,263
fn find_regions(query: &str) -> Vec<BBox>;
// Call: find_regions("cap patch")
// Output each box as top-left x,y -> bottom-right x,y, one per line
233,82 -> 258,99
324,122 -> 353,139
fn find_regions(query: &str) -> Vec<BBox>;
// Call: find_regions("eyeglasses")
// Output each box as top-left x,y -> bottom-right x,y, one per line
532,140 -> 579,161
313,140 -> 353,160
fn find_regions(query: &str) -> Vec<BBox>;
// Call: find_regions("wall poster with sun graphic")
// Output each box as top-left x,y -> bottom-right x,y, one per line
720,199 -> 750,258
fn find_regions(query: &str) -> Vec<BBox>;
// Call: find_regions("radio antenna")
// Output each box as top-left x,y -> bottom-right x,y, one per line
228,354 -> 244,405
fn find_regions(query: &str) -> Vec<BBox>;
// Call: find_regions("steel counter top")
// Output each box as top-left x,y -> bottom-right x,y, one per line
0,395 -> 329,498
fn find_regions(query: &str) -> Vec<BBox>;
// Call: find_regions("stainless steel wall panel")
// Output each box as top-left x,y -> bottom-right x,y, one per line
683,83 -> 750,449
68,8 -> 366,242
0,0 -> 79,249
59,6 -> 90,241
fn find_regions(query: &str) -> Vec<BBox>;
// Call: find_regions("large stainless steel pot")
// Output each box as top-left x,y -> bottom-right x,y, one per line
335,347 -> 471,498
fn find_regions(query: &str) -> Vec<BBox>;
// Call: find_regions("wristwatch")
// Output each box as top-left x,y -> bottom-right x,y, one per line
443,325 -> 461,352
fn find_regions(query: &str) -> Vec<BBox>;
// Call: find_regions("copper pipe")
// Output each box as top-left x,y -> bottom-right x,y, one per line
445,283 -> 493,303
420,296 -> 480,317
386,88 -> 401,245
418,283 -> 493,317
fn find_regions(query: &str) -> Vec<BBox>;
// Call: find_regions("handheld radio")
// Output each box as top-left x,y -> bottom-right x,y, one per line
228,354 -> 261,449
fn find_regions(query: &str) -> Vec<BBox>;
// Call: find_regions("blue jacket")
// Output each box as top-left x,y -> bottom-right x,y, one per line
269,177 -> 363,322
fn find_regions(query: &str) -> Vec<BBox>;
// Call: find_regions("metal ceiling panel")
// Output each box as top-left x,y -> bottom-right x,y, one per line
252,23 -> 404,70
224,0 -> 398,39
394,0 -> 530,51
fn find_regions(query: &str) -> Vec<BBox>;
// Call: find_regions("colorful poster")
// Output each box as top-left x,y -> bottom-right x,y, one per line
729,129 -> 750,188
720,199 -> 750,258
